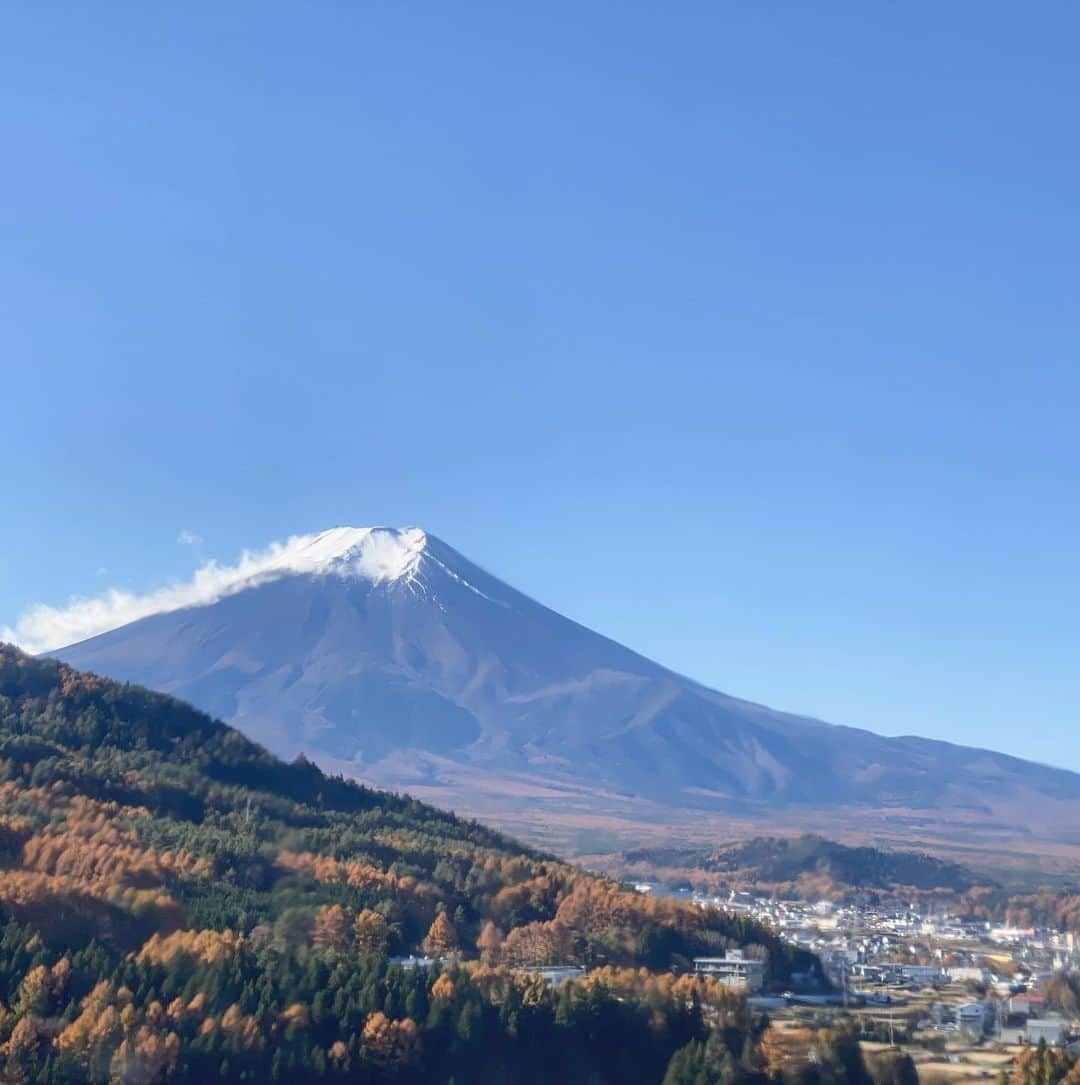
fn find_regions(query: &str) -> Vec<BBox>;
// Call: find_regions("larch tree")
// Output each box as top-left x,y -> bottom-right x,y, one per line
476,920 -> 504,963
422,911 -> 459,956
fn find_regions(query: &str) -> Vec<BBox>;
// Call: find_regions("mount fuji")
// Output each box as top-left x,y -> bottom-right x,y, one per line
51,526 -> 1080,858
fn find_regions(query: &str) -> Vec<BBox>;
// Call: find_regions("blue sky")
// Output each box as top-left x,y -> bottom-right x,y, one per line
2,4 -> 1078,770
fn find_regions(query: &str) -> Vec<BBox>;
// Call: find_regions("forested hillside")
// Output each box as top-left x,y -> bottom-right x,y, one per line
622,835 -> 990,900
0,645 -> 840,1084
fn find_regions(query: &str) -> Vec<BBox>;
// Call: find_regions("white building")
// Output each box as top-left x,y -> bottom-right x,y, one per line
528,965 -> 586,988
693,951 -> 765,993
900,964 -> 945,987
1027,1016 -> 1069,1047
388,955 -> 439,970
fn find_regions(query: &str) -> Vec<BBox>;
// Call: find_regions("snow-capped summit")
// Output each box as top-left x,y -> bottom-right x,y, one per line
251,526 -> 429,584
50,527 -> 1080,856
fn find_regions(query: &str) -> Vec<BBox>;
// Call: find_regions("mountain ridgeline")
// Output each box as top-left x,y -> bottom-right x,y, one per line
52,527 -> 1080,858
0,644 -> 833,1084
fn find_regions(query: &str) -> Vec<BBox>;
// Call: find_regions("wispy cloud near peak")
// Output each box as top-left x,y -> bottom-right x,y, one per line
1,527 -> 426,655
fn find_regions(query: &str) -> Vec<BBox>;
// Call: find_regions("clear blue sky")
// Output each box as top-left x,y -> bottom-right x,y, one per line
2,4 -> 1078,770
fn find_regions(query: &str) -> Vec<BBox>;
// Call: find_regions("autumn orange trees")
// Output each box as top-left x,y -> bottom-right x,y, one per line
55,982 -> 182,1083
1010,1043 -> 1080,1085
361,1011 -> 421,1069
421,911 -> 459,956
475,919 -> 503,962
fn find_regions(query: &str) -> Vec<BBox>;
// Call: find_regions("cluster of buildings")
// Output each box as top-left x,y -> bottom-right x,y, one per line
677,888 -> 1080,1047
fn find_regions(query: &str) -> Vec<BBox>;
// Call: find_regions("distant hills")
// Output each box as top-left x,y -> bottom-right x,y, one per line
0,644 -> 823,1083
52,526 -> 1080,862
616,834 -> 1080,931
620,834 -> 994,899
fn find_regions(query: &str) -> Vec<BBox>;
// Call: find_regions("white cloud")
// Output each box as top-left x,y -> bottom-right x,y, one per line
177,529 -> 203,546
1,526 -> 426,655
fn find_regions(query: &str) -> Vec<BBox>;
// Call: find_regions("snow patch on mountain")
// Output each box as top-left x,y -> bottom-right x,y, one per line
2,527 -> 428,654
262,526 -> 428,582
